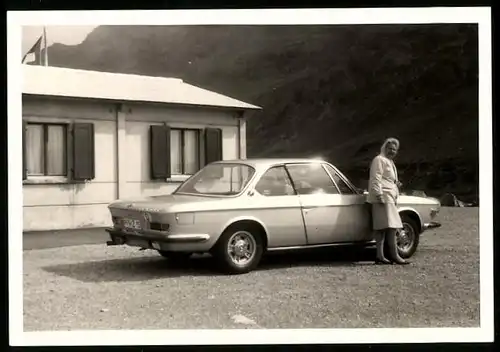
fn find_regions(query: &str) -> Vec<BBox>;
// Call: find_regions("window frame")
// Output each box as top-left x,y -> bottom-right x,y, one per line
284,162 -> 341,195
322,163 -> 359,195
254,165 -> 297,197
24,121 -> 69,182
170,127 -> 201,177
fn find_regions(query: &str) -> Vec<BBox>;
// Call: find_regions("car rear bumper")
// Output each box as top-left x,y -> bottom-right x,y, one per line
105,227 -> 211,251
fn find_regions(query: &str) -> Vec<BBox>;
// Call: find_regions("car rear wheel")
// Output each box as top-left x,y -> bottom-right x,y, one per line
212,225 -> 264,274
157,251 -> 193,261
396,215 -> 420,259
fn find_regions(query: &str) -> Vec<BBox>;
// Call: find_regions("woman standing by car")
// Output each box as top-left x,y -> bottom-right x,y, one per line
367,138 -> 409,265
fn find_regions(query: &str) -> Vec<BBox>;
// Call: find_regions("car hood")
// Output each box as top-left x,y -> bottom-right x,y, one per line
398,194 -> 441,206
108,194 -> 226,213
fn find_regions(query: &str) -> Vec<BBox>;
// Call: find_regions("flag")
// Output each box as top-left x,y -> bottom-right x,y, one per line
22,35 -> 42,64
22,27 -> 48,66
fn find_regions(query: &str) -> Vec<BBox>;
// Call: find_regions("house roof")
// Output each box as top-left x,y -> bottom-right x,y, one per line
22,65 -> 261,111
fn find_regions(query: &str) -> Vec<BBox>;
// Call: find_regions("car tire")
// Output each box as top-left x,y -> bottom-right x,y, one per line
212,224 -> 265,275
157,251 -> 192,261
396,214 -> 420,259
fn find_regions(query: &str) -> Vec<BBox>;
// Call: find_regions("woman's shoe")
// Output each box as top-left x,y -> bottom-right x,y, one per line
392,259 -> 410,265
375,257 -> 392,265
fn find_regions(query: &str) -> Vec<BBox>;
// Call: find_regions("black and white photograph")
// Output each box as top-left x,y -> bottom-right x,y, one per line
7,7 -> 493,347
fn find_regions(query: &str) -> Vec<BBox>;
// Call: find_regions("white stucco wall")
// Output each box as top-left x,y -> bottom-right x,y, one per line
22,97 -> 244,231
23,97 -> 118,231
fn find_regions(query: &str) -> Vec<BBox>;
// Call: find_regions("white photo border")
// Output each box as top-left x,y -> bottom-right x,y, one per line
7,6 -> 493,346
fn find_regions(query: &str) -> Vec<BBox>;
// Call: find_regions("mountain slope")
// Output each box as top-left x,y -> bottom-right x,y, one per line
44,24 -> 479,201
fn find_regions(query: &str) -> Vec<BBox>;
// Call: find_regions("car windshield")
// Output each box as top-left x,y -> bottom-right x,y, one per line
174,163 -> 256,196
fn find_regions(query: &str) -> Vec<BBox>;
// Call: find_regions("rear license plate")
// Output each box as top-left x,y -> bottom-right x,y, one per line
151,241 -> 161,250
122,218 -> 141,230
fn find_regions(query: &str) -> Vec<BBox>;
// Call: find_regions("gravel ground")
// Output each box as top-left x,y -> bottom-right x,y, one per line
23,207 -> 480,331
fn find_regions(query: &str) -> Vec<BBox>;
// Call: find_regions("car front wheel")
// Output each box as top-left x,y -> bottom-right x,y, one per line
212,225 -> 265,274
396,215 -> 420,259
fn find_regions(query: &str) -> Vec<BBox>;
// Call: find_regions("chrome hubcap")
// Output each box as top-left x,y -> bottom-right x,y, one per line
227,231 -> 256,266
397,223 -> 414,251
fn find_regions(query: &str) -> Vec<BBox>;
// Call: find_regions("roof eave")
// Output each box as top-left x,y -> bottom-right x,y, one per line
22,92 -> 262,112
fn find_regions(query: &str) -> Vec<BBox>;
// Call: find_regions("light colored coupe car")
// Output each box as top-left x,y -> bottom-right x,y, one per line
106,158 -> 441,274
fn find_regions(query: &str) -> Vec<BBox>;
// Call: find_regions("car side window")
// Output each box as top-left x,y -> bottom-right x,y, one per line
286,164 -> 340,195
255,166 -> 296,197
324,164 -> 355,195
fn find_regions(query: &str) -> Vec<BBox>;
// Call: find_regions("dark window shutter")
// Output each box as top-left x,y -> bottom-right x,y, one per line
150,124 -> 171,179
22,120 -> 27,180
204,128 -> 223,165
72,123 -> 95,181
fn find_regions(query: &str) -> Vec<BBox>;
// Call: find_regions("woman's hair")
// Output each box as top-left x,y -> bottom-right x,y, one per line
380,137 -> 400,155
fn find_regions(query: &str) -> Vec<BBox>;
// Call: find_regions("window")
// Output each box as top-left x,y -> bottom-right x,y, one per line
286,163 -> 339,195
175,163 -> 255,196
170,129 -> 200,175
171,129 -> 200,175
255,166 -> 295,196
324,164 -> 356,195
25,123 -> 67,177
150,125 -> 223,181
23,121 -> 95,182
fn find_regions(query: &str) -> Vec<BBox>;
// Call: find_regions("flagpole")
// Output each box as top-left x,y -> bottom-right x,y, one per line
43,26 -> 48,66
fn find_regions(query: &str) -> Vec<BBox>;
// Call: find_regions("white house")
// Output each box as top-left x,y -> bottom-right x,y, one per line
22,65 -> 261,232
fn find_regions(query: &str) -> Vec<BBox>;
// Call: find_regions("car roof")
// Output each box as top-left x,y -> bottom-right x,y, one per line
214,158 -> 328,169
211,158 -> 359,191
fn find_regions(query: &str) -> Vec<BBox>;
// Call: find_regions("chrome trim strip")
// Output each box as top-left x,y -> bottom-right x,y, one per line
267,241 -> 375,252
105,227 -> 210,243
167,234 -> 210,242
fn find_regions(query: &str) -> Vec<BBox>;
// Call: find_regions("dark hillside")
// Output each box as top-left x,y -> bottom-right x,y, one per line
43,24 -> 479,202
